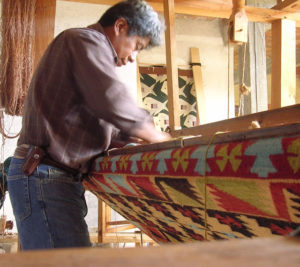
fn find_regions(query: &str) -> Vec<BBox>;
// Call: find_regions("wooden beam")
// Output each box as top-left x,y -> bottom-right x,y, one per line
107,104 -> 300,156
97,199 -> 106,243
230,0 -> 248,43
273,0 -> 300,12
163,0 -> 181,131
0,237 -> 300,266
106,220 -> 130,226
173,103 -> 300,138
190,48 -> 205,124
105,224 -> 137,233
59,0 -> 300,26
136,62 -> 143,107
271,19 -> 296,109
181,123 -> 300,148
34,0 -> 56,69
233,0 -> 245,10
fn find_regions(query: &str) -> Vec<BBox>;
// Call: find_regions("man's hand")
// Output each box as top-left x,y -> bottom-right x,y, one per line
132,122 -> 172,144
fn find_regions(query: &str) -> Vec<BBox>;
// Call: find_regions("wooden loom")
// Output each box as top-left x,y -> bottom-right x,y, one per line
84,105 -> 300,243
3,0 -> 300,244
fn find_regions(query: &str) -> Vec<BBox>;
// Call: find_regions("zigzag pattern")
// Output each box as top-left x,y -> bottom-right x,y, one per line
85,135 -> 300,243
140,72 -> 197,130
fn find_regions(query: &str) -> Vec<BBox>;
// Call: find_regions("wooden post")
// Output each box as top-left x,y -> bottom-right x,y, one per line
190,47 -> 205,125
136,63 -> 143,107
163,0 -> 181,133
271,19 -> 296,109
34,0 -> 56,69
230,0 -> 248,43
98,199 -> 106,243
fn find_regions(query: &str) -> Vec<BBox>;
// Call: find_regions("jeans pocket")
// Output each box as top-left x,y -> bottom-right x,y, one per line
47,166 -> 75,183
7,176 -> 31,222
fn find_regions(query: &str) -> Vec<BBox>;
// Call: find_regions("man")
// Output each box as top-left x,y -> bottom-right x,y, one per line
7,0 -> 170,250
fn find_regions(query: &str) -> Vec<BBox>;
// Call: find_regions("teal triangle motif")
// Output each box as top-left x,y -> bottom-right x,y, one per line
245,137 -> 283,177
191,145 -> 215,175
130,153 -> 143,174
155,149 -> 173,174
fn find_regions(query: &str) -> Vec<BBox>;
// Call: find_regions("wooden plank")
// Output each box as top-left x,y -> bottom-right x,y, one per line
107,139 -> 183,156
183,123 -> 300,147
59,0 -> 300,26
107,122 -> 300,156
105,202 -> 111,226
34,0 -> 56,69
273,0 -> 300,12
136,63 -> 143,107
97,199 -> 106,243
0,237 -> 299,266
106,220 -> 130,226
163,0 -> 181,132
106,224 -> 137,233
190,47 -> 205,125
106,105 -> 300,156
139,66 -> 193,77
271,19 -> 296,109
231,0 -> 248,43
172,104 -> 300,137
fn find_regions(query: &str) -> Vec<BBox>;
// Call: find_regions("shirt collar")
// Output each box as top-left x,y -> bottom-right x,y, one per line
87,23 -> 118,64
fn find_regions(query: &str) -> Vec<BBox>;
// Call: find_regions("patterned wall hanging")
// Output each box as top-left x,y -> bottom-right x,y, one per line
139,66 -> 197,131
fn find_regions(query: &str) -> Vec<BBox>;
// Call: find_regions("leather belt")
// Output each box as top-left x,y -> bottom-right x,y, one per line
15,145 -> 79,176
41,156 -> 79,176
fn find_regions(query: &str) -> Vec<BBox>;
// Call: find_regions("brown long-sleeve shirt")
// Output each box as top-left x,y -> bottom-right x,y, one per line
18,23 -> 151,172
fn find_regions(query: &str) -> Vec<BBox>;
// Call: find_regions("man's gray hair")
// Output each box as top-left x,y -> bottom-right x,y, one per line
99,0 -> 165,48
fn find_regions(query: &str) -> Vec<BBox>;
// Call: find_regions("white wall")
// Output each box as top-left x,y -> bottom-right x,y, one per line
139,15 -> 233,123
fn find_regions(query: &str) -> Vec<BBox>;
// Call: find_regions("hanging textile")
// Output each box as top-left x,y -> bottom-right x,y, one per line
0,0 -> 36,116
139,66 -> 197,131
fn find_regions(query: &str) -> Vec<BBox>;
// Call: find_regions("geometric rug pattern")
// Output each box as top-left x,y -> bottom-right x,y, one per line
84,135 -> 300,243
139,67 -> 197,131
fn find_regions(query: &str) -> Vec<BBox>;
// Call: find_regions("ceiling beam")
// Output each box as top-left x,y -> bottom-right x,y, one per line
59,0 -> 300,26
272,0 -> 300,12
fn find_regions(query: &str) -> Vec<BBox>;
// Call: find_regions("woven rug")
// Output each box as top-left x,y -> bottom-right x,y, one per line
139,67 -> 197,130
84,134 -> 300,243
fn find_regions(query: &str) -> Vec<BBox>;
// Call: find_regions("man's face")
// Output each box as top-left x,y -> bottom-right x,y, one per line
109,18 -> 150,66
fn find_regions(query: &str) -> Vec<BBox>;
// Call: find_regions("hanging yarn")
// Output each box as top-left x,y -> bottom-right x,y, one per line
0,0 -> 36,116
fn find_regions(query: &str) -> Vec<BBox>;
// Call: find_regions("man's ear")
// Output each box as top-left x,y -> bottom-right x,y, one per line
114,18 -> 129,36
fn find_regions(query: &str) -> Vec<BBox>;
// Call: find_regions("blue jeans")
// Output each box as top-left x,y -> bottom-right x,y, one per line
7,157 -> 91,250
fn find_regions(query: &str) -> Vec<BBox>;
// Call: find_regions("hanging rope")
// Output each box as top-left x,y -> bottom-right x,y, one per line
0,110 -> 20,139
0,0 -> 36,116
238,42 -> 251,117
